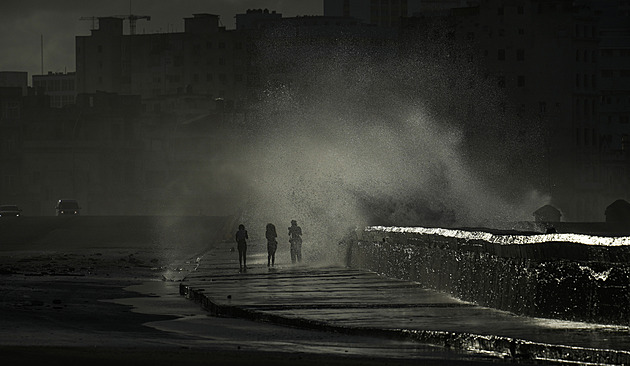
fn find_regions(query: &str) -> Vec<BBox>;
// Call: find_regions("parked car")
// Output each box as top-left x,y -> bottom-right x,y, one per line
0,205 -> 22,217
55,199 -> 81,216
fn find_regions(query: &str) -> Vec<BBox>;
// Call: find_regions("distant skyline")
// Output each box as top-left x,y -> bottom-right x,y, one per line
0,0 -> 322,83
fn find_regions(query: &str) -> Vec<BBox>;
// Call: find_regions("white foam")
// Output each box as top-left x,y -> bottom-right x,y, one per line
365,226 -> 630,247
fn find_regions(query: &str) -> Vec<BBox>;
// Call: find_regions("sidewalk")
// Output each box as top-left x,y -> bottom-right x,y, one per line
180,242 -> 630,365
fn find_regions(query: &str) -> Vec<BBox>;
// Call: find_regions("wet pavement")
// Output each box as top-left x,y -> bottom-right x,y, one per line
181,242 -> 630,365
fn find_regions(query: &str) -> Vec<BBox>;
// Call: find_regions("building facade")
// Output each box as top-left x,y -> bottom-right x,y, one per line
0,71 -> 27,96
32,72 -> 77,108
323,0 -> 424,27
406,0 -> 630,221
76,15 -> 249,113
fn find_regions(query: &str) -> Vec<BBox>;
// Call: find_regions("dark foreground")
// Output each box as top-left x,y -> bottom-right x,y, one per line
182,242 -> 630,365
1,346 -> 505,366
0,240 -> 508,365
3,216 -> 627,365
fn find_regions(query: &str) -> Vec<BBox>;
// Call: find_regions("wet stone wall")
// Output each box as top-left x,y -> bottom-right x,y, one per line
345,227 -> 630,326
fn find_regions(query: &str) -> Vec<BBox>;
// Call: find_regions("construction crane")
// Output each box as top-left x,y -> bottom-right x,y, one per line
114,14 -> 151,35
79,14 -> 151,35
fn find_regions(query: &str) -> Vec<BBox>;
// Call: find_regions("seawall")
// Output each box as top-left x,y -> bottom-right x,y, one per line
346,226 -> 630,326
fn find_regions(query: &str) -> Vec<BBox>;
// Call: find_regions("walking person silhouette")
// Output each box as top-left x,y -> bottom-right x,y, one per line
288,220 -> 302,263
266,223 -> 278,267
235,224 -> 248,272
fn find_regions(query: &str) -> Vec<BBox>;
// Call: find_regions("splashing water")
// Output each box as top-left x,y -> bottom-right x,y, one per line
203,35 -> 550,263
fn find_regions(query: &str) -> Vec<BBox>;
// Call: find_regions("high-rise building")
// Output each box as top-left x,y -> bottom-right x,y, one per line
76,15 -> 248,112
323,0 -> 424,27
406,0 -> 630,221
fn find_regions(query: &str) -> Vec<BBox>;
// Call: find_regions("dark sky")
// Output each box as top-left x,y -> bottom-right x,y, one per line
0,0 -> 322,81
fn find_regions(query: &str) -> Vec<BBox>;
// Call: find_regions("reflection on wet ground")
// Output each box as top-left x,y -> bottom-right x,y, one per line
182,245 -> 630,365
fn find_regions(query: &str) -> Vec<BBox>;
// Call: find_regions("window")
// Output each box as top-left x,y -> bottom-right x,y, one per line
517,75 -> 525,87
576,128 -> 581,146
498,7 -> 504,15
517,6 -> 524,14
517,49 -> 524,61
112,124 -> 121,140
498,49 -> 505,60
584,128 -> 589,146
584,99 -> 589,116
498,75 -> 505,87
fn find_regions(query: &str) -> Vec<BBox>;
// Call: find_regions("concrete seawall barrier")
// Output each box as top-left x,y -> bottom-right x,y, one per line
346,226 -> 630,326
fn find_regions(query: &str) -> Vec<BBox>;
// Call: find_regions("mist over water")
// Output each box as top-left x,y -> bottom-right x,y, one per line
218,36 -> 549,261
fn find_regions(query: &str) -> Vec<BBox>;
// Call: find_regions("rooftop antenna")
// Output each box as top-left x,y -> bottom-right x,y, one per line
80,0 -> 150,36
40,34 -> 44,75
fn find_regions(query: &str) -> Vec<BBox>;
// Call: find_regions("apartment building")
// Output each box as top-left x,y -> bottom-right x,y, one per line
76,15 -> 248,113
323,0 -> 424,27
0,71 -> 27,96
407,0 -> 630,220
32,71 -> 77,108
